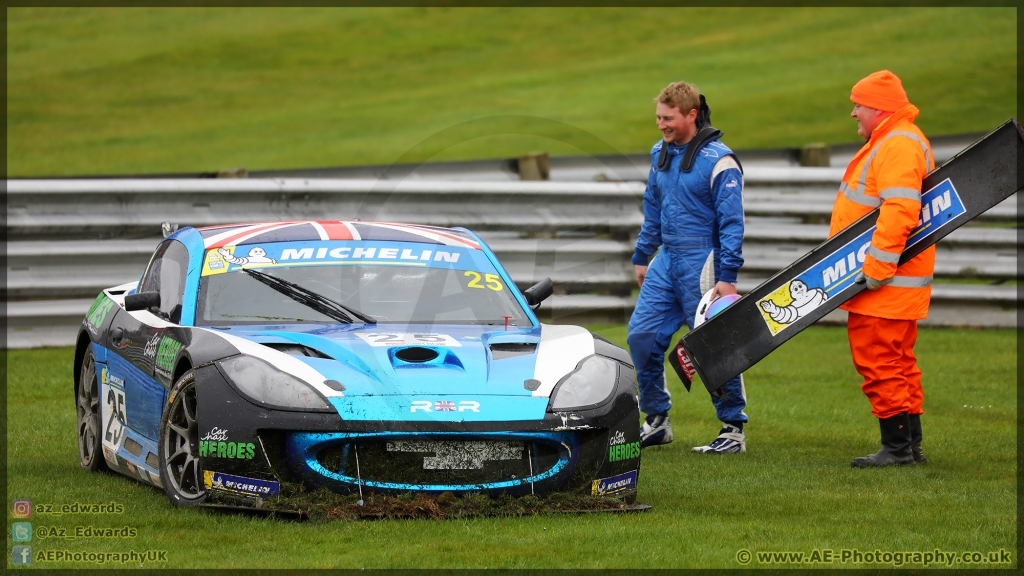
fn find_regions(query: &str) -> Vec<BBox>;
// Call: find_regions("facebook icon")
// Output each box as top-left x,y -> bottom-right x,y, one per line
12,545 -> 32,565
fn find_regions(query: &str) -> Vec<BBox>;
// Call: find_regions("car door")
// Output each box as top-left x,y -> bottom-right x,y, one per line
105,239 -> 189,452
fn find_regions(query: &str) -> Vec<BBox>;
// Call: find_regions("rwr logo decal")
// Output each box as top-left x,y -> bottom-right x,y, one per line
410,400 -> 480,412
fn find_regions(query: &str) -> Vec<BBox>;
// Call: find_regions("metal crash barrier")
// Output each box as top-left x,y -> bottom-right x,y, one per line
5,149 -> 1018,348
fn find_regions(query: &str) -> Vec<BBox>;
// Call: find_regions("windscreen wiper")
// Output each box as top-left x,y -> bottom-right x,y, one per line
242,268 -> 377,325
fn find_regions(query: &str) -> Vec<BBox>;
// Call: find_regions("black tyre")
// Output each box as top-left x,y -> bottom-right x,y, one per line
158,370 -> 207,507
77,347 -> 108,472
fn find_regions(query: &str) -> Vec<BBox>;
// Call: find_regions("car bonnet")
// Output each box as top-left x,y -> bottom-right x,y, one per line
198,323 -> 596,422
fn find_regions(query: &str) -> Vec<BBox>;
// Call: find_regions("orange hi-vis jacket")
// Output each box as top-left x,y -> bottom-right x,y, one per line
828,104 -> 935,320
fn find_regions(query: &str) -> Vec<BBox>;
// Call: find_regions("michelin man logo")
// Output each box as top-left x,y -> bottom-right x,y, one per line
757,280 -> 827,335
218,246 -> 277,266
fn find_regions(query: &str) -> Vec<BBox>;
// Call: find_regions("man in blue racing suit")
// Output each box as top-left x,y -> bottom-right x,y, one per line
627,81 -> 749,453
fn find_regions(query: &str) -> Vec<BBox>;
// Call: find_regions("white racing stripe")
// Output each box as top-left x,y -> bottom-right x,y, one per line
344,222 -> 361,240
531,324 -> 595,398
196,329 -> 342,398
309,221 -> 330,240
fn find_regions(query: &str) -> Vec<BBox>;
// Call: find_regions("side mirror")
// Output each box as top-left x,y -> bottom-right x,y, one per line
523,278 -> 554,308
124,291 -> 160,312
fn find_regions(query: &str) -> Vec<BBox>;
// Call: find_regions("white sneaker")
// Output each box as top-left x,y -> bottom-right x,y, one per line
692,424 -> 746,453
640,415 -> 673,448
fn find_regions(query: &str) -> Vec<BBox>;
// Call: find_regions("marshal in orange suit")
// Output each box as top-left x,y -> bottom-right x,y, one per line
828,70 -> 934,468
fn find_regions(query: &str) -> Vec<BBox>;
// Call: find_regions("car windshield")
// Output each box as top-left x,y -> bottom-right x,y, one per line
195,240 -> 531,326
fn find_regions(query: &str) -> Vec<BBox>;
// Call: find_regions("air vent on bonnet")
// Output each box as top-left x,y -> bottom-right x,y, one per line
394,347 -> 439,363
261,343 -> 332,359
489,343 -> 537,360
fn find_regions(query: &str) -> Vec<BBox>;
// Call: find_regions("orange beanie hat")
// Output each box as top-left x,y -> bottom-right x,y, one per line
850,70 -> 910,112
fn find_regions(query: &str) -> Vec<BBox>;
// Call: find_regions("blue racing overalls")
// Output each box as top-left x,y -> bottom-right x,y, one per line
626,137 -> 748,424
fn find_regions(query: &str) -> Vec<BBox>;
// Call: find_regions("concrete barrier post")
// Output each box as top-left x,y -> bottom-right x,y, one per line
799,143 -> 830,167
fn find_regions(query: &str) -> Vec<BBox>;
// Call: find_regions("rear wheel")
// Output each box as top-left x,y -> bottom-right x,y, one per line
77,348 -> 107,471
158,370 -> 207,507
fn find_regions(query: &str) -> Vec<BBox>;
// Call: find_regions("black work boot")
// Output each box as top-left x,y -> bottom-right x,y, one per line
908,413 -> 926,464
851,413 -> 915,468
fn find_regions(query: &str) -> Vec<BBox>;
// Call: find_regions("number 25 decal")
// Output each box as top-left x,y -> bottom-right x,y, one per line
105,388 -> 126,446
464,271 -> 503,291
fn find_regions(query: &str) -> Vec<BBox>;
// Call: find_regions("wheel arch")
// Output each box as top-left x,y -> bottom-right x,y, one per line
172,355 -> 193,385
73,330 -> 93,395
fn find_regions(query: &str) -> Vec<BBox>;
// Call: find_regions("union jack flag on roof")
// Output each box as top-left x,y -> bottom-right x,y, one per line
198,221 -> 481,250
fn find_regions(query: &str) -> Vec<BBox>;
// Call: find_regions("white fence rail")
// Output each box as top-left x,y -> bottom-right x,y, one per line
5,157 -> 1018,348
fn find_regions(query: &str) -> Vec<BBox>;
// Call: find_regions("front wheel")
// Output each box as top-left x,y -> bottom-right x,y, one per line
77,347 -> 107,472
158,370 -> 207,507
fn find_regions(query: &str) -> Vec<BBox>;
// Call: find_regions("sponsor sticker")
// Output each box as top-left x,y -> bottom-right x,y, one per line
592,470 -> 638,496
198,440 -> 256,459
609,430 -> 626,446
608,441 -> 640,462
85,295 -> 115,334
200,427 -> 229,442
203,471 -> 280,497
757,178 -> 965,336
101,366 -> 125,389
675,345 -> 697,382
154,336 -> 181,375
204,249 -> 228,275
201,241 -> 469,277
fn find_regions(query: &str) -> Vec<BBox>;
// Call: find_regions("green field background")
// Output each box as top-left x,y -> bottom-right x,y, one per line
5,6 -> 1018,569
6,7 -> 1017,177
5,327 -> 1016,569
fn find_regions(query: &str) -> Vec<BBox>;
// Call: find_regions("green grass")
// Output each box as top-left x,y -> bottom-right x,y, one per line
6,325 -> 1016,569
6,7 -> 1016,176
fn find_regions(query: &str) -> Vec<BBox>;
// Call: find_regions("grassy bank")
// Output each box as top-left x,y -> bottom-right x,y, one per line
7,7 -> 1016,176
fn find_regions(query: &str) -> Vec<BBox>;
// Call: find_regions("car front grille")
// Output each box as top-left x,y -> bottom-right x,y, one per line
284,432 -> 572,493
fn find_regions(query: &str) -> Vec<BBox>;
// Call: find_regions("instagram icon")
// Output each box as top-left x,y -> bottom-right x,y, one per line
12,499 -> 32,518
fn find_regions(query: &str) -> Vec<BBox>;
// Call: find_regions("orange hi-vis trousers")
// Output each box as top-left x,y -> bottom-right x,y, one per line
847,312 -> 924,419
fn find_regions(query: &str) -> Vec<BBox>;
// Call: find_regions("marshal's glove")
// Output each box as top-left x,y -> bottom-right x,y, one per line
855,272 -> 893,291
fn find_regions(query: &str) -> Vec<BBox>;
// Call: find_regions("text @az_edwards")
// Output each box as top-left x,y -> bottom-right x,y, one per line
735,548 -> 1012,567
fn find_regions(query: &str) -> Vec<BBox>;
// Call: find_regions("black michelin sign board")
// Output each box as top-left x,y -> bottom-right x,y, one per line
671,118 -> 1023,394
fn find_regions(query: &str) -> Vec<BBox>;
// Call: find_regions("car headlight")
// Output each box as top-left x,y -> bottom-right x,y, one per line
548,355 -> 619,411
217,355 -> 332,412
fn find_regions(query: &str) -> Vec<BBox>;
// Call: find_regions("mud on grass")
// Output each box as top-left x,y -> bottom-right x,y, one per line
210,483 -> 641,522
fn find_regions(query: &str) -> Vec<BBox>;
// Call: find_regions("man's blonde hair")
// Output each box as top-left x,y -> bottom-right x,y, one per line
655,81 -> 700,114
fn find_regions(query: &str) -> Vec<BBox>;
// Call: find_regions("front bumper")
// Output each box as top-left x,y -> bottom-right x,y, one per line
194,360 -> 641,503
283,430 -> 589,496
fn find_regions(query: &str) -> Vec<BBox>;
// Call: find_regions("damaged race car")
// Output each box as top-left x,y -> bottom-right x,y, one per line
74,220 -> 642,509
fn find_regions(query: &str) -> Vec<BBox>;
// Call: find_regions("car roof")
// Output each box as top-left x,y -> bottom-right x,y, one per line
196,220 -> 481,250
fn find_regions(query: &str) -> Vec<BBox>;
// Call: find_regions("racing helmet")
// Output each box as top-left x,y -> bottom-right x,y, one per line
693,289 -> 741,328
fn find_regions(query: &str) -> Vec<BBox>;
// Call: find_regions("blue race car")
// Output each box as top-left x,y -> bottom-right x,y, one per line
74,220 -> 641,508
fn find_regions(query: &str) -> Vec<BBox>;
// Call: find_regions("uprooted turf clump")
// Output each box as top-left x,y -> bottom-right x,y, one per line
254,483 -> 637,521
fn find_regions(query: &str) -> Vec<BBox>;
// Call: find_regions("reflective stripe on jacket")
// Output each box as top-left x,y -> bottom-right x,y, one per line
828,104 -> 935,320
